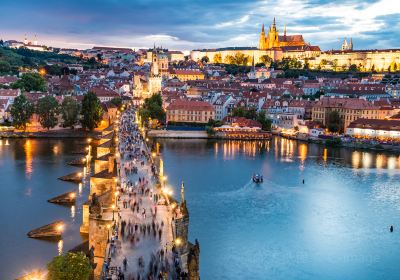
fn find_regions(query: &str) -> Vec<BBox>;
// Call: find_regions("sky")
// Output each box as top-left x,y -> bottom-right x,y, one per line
0,0 -> 399,51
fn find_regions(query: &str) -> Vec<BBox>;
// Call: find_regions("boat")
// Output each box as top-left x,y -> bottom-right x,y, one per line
252,174 -> 263,183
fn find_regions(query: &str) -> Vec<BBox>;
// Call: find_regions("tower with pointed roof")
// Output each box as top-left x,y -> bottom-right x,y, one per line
258,23 -> 267,50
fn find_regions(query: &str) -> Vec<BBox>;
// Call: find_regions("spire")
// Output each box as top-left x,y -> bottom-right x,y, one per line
349,38 -> 353,50
261,23 -> 265,33
180,181 -> 185,204
284,24 -> 287,37
273,17 -> 276,26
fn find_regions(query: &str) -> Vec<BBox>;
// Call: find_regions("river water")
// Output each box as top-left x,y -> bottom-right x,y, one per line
2,137 -> 400,280
157,138 -> 400,280
0,138 -> 90,280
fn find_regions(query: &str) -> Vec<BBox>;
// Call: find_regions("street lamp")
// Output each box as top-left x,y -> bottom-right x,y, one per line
111,205 -> 115,221
114,191 -> 119,206
107,224 -> 111,243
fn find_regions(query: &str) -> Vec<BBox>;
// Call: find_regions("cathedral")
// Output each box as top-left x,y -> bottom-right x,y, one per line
258,18 -> 308,50
191,17 -> 320,64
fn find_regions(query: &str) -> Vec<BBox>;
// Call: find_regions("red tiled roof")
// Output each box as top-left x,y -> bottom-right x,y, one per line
348,118 -> 400,131
166,100 -> 213,111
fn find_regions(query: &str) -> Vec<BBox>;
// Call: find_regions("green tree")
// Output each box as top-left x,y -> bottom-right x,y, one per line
232,107 -> 246,117
139,93 -> 165,126
332,59 -> 339,71
80,91 -> 104,130
213,53 -> 222,64
260,55 -> 272,67
201,56 -> 209,64
256,110 -> 272,131
10,94 -> 34,130
61,96 -> 80,128
0,61 -> 11,73
47,252 -> 91,280
349,64 -> 358,72
110,97 -> 123,108
36,95 -> 59,130
11,72 -> 47,92
327,111 -> 343,133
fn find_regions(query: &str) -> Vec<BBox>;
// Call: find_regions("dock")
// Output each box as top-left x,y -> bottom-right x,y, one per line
48,191 -> 77,205
27,220 -> 65,240
58,172 -> 83,183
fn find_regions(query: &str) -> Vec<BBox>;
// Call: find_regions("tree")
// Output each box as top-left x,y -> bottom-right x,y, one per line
260,55 -> 272,67
10,94 -> 34,130
0,61 -> 11,73
332,59 -> 339,71
256,110 -> 272,131
201,56 -> 209,64
213,53 -> 222,64
96,53 -> 103,62
110,97 -> 123,108
36,95 -> 59,130
327,111 -> 343,133
61,96 -> 80,128
232,107 -> 246,117
47,252 -> 91,280
139,93 -> 165,126
80,91 -> 104,130
11,72 -> 47,92
349,64 -> 358,72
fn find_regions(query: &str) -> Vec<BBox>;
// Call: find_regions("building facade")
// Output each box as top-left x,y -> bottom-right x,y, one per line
166,100 -> 215,124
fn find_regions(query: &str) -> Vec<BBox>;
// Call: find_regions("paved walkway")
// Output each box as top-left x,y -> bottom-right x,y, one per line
104,110 -> 177,280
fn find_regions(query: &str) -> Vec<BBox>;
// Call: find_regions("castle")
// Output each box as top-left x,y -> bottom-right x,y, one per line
258,18 -> 308,50
191,18 -> 321,64
191,17 -> 400,72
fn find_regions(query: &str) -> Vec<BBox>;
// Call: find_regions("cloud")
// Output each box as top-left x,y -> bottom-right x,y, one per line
0,0 -> 399,51
215,15 -> 251,28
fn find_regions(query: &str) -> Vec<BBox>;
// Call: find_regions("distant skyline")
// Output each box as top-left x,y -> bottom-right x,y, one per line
0,0 -> 399,51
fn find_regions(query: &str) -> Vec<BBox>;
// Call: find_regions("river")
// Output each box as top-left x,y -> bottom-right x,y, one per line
2,137 -> 400,279
156,138 -> 400,280
0,138 -> 90,280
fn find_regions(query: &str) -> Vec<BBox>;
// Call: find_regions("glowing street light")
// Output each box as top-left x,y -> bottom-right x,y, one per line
111,204 -> 115,221
69,192 -> 76,199
56,223 -> 65,232
175,237 -> 182,246
107,224 -> 111,242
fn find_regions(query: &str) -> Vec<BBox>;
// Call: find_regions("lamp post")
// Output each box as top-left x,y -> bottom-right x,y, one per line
114,191 -> 119,207
111,205 -> 115,221
107,224 -> 111,243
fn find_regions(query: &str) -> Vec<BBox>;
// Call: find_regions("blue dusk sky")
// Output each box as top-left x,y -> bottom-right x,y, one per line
0,0 -> 399,51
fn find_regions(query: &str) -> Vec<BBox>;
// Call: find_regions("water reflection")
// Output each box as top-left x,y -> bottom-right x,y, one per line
57,240 -> 63,256
161,138 -> 400,170
71,205 -> 76,219
24,140 -> 33,177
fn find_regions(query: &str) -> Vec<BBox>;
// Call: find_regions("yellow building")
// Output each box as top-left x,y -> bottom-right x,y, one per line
312,97 -> 393,131
166,100 -> 215,124
309,49 -> 400,72
191,18 -> 320,64
169,69 -> 205,81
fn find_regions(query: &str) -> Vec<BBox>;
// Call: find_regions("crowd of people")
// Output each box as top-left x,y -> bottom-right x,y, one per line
103,109 -> 183,280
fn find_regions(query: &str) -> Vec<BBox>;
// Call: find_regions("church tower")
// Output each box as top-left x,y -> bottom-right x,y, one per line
148,44 -> 162,95
267,17 -> 280,49
258,23 -> 267,50
150,45 -> 159,77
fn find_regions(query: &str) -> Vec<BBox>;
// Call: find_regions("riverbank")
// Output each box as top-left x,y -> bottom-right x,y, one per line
275,132 -> 400,153
0,129 -> 101,139
148,130 -> 272,140
147,130 -> 209,139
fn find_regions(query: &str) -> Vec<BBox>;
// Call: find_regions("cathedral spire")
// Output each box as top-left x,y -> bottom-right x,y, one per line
273,17 -> 276,26
284,24 -> 287,37
181,181 -> 185,204
261,23 -> 265,33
